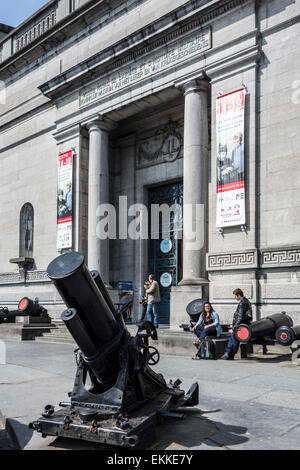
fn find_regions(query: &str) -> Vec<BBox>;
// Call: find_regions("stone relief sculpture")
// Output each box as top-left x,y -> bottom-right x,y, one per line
137,119 -> 183,168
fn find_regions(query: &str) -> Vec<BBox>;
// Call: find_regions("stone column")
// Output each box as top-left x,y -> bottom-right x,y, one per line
180,78 -> 210,285
86,118 -> 116,285
170,76 -> 210,329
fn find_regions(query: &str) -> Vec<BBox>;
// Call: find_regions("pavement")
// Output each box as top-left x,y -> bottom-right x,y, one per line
0,339 -> 300,450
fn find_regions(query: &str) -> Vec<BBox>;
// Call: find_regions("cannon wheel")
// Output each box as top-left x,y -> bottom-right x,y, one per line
146,346 -> 160,365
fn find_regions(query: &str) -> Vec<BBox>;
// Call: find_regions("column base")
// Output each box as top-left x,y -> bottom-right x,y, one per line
179,278 -> 209,286
170,283 -> 209,329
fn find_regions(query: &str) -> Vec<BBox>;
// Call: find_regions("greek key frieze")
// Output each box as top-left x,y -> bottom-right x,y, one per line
262,249 -> 300,267
0,273 -> 22,284
207,251 -> 257,271
0,271 -> 49,285
26,271 -> 49,282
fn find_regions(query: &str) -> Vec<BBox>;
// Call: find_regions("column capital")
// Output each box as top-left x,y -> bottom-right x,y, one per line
175,71 -> 210,96
182,78 -> 210,97
86,115 -> 117,133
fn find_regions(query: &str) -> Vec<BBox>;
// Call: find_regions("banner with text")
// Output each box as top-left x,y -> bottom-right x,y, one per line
216,88 -> 246,228
57,150 -> 73,249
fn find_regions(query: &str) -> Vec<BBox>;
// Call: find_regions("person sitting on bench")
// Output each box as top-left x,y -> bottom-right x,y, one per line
192,302 -> 222,346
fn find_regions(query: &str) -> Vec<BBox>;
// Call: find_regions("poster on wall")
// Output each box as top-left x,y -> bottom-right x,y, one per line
216,88 -> 246,228
57,150 -> 73,249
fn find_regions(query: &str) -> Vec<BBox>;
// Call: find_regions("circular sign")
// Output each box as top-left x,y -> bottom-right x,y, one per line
160,238 -> 172,254
160,272 -> 172,288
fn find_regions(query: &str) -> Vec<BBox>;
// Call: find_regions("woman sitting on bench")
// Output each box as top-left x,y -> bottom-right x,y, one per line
192,302 -> 222,346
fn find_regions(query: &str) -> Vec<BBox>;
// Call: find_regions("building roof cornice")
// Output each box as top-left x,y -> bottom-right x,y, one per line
0,0 -> 254,86
40,0 -> 255,101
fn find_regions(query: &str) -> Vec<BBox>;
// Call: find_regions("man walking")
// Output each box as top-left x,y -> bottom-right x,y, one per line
222,288 -> 252,360
144,274 -> 160,328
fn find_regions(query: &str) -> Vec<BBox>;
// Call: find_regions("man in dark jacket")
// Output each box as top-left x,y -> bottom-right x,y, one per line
221,288 -> 252,360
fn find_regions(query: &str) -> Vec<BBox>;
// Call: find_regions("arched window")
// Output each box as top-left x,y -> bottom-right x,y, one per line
47,17 -> 50,29
52,13 -> 55,26
38,24 -> 41,36
19,203 -> 34,258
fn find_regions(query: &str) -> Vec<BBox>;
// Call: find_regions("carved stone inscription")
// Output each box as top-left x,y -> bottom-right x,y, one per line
79,28 -> 211,107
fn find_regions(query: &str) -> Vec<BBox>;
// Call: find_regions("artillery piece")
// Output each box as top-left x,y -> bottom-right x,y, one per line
0,298 -> 48,324
29,251 -> 198,448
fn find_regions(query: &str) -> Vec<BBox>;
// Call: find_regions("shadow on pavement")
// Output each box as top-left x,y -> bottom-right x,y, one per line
148,408 -> 248,450
245,354 -> 293,364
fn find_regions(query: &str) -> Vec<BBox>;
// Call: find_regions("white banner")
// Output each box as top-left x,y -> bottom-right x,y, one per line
57,150 -> 73,249
216,88 -> 246,228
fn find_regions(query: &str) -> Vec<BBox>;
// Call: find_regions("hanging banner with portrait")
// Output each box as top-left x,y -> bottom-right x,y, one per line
57,150 -> 73,249
216,88 -> 246,228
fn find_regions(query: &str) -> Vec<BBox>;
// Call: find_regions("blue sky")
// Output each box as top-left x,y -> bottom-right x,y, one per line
0,0 -> 49,28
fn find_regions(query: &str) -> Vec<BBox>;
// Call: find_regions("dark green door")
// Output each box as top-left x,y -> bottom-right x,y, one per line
148,182 -> 183,324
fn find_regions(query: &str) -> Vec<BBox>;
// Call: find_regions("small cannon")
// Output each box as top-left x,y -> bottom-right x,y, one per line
235,313 -> 293,343
18,297 -> 48,318
29,251 -> 198,448
179,298 -> 205,331
0,298 -> 48,324
276,324 -> 300,346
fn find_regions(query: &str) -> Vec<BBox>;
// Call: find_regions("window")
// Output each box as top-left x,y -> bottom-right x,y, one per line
19,203 -> 34,258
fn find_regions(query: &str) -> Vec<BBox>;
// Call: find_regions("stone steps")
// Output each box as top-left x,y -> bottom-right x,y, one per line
0,324 -> 56,341
3,321 -> 293,358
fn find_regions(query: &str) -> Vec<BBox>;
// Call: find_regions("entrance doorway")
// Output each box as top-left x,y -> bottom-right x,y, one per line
148,182 -> 183,324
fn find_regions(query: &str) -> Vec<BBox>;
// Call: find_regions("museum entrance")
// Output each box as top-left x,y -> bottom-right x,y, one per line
148,181 -> 183,324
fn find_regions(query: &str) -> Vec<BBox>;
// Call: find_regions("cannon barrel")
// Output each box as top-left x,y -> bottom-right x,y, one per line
47,251 -> 119,347
90,270 -> 116,317
235,313 -> 293,343
18,297 -> 47,317
275,324 -> 300,346
47,251 -> 121,384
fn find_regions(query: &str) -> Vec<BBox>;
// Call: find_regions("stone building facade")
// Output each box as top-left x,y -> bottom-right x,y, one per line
0,0 -> 300,327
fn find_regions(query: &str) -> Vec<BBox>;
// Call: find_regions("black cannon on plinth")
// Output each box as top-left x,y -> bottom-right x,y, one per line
235,313 -> 293,344
0,298 -> 48,324
276,324 -> 300,346
29,251 -> 198,448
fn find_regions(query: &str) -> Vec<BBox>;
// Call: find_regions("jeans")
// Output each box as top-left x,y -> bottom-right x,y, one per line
146,303 -> 159,327
225,332 -> 240,357
194,325 -> 217,340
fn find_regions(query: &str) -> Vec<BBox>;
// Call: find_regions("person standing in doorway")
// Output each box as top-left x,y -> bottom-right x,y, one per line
144,274 -> 160,328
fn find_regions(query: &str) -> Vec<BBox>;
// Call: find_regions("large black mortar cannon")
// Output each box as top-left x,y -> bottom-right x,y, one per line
29,251 -> 198,448
235,313 -> 293,344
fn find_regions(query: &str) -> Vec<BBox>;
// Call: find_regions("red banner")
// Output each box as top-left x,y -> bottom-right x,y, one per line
216,88 -> 246,228
57,150 -> 73,249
